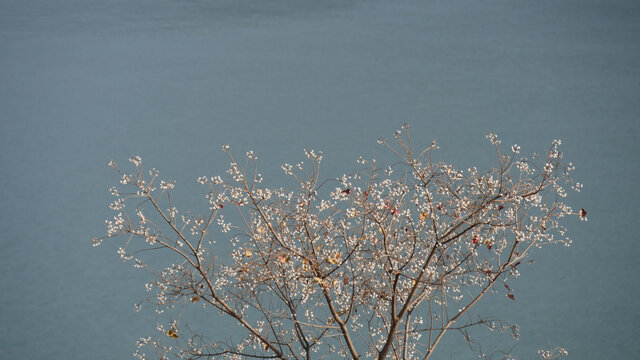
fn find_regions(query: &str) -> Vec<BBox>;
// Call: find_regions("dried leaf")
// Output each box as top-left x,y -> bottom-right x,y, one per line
167,329 -> 179,338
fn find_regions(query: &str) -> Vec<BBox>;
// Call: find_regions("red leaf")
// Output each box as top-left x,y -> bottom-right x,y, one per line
507,293 -> 515,300
504,283 -> 510,290
579,208 -> 587,219
471,236 -> 479,245
384,199 -> 398,215
341,188 -> 351,194
218,204 -> 224,209
498,205 -> 504,210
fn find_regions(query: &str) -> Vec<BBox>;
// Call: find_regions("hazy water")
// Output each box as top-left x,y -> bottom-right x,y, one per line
1,0 -> 639,359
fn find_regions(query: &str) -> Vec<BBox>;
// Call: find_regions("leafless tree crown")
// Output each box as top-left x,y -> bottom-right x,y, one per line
95,126 -> 582,360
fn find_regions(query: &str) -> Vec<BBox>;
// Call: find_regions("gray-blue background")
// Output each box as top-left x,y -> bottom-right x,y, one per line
1,0 -> 638,358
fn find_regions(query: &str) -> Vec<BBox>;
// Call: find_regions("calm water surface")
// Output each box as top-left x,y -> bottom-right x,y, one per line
1,0 -> 639,359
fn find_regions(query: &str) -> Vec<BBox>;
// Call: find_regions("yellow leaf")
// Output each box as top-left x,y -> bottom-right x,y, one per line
167,329 -> 179,338
190,296 -> 199,303
419,211 -> 428,221
244,249 -> 253,257
327,252 -> 341,264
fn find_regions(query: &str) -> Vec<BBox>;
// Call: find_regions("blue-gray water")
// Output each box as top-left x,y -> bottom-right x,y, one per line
1,0 -> 638,358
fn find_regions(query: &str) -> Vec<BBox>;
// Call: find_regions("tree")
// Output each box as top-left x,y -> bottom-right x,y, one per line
94,125 -> 584,360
